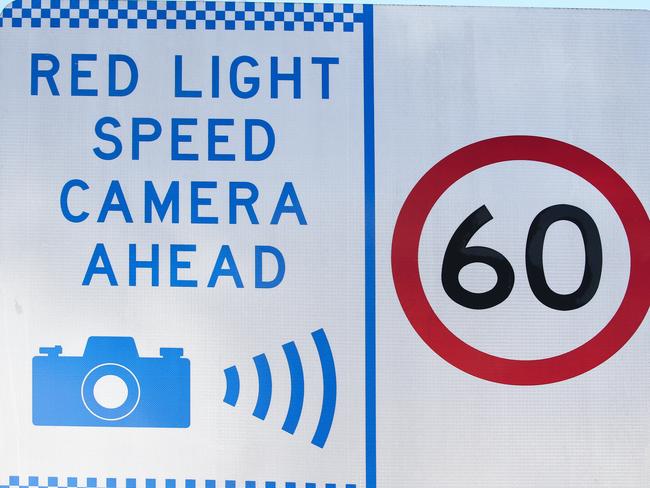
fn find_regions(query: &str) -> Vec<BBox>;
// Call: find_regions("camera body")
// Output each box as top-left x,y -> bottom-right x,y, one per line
32,337 -> 190,428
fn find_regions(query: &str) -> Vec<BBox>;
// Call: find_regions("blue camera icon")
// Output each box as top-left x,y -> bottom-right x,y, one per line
33,337 -> 190,428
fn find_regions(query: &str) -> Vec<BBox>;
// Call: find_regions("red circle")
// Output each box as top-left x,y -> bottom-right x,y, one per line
392,135 -> 650,385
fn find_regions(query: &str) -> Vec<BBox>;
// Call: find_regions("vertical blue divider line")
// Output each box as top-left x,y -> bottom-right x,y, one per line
363,4 -> 377,488
281,341 -> 305,434
311,328 -> 337,448
252,353 -> 273,420
223,365 -> 240,406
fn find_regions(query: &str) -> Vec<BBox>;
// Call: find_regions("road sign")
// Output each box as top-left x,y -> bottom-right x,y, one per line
392,135 -> 649,385
1,2 -> 648,488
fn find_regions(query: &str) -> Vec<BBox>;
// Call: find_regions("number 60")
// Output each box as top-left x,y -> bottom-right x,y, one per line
441,204 -> 603,311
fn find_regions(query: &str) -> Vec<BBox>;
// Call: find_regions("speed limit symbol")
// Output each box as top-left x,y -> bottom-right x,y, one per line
392,135 -> 649,385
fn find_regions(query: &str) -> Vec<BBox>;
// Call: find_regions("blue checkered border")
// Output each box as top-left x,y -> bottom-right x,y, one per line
0,0 -> 365,31
0,479 -> 357,488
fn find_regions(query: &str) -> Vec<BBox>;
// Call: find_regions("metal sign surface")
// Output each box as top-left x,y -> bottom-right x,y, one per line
1,2 -> 648,488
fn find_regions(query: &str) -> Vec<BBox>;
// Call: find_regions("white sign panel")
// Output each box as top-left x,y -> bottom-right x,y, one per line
1,2 -> 648,488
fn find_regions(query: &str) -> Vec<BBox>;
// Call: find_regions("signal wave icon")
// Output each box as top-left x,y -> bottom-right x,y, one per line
223,328 -> 336,448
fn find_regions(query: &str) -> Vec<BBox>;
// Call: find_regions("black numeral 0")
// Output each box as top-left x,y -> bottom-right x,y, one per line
526,204 -> 602,311
442,204 -> 603,311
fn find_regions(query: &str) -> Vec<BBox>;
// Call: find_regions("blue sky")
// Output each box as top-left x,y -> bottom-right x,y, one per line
365,0 -> 648,8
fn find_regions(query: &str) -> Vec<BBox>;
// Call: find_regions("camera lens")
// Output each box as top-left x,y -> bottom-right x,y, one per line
81,363 -> 140,421
93,375 -> 129,409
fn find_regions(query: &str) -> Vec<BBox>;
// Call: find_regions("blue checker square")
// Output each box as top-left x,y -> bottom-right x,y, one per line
67,477 -> 78,487
157,10 -> 166,19
145,479 -> 156,488
118,9 -> 128,19
12,18 -> 22,27
304,21 -> 314,31
186,1 -> 197,10
225,2 -> 236,11
216,10 -> 225,20
284,3 -> 295,12
196,10 -> 206,20
324,22 -> 335,32
86,479 -> 97,488
107,479 -> 117,488
294,12 -> 304,21
255,10 -> 264,21
32,18 -> 43,27
334,12 -> 344,22
205,482 -> 216,488
185,19 -> 196,29
21,8 -> 31,18
245,20 -> 255,30
8,478 -> 19,486
244,2 -> 255,12
165,480 -> 175,488
88,17 -> 99,28
89,0 -> 99,8
108,18 -> 117,28
225,20 -> 236,29
324,3 -> 335,12
176,9 -> 186,19
47,478 -> 58,487
264,2 -> 274,12
303,3 -> 314,12
107,0 -> 118,8
235,10 -> 244,20
284,21 -> 295,31
274,11 -> 284,21
70,17 -> 80,27
40,8 -> 50,18
314,12 -> 324,22
205,19 -> 216,29
126,479 -> 136,488
127,18 -> 137,28
344,22 -> 354,32
205,1 -> 216,11
264,20 -> 274,30
60,8 -> 70,18
344,4 -> 354,13
184,481 -> 195,488
146,19 -> 157,28
27,477 -> 38,486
